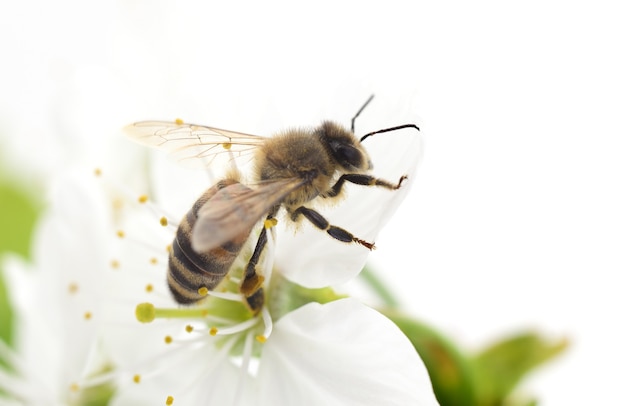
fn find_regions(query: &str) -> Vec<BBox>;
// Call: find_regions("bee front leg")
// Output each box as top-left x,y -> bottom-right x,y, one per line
290,206 -> 375,250
325,173 -> 407,198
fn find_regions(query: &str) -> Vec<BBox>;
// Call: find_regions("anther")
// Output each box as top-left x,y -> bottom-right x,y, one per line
166,395 -> 174,405
160,217 -> 168,226
209,327 -> 218,336
133,374 -> 141,384
110,259 -> 120,269
116,230 -> 125,238
185,325 -> 194,333
150,257 -> 158,265
175,118 -> 184,125
68,283 -> 79,294
164,335 -> 173,344
145,284 -> 153,293
84,311 -> 92,320
94,168 -> 102,177
264,218 -> 278,229
197,287 -> 209,297
138,195 -> 149,204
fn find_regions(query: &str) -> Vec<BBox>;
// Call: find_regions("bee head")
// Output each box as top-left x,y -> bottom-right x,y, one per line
316,121 -> 373,172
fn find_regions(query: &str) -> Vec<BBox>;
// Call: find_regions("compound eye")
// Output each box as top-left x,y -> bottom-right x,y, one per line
336,144 -> 364,169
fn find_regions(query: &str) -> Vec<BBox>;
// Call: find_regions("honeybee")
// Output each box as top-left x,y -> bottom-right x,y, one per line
125,96 -> 419,313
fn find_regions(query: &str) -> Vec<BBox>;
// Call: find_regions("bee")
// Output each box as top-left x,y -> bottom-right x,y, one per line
124,96 -> 419,313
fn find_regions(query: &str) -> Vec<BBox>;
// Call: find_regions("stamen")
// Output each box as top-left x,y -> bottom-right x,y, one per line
175,118 -> 184,125
160,216 -> 168,227
150,257 -> 158,265
206,290 -> 244,302
133,374 -> 141,384
164,336 -> 173,344
138,194 -> 149,204
116,230 -> 125,238
257,306 -> 273,342
185,325 -> 194,333
222,142 -> 232,150
84,311 -> 92,320
211,317 -> 259,336
145,284 -> 153,293
166,395 -> 174,405
209,327 -> 218,336
197,287 -> 209,297
264,218 -> 278,229
68,283 -> 79,294
110,259 -> 120,269
94,168 -> 102,177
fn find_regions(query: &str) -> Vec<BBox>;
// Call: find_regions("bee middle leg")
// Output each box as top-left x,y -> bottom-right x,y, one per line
240,211 -> 278,304
325,174 -> 407,198
290,206 -> 375,250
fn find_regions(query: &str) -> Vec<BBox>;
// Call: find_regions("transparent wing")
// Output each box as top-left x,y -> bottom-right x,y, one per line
124,120 -> 267,169
191,178 -> 305,252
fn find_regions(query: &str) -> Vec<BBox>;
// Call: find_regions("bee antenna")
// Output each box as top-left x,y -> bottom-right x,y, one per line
359,124 -> 420,143
350,94 -> 375,133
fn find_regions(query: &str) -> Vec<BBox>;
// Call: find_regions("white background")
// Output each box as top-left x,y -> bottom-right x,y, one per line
1,1 -> 625,404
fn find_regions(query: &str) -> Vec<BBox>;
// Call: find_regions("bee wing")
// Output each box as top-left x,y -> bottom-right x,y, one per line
191,178 -> 304,252
124,120 -> 267,169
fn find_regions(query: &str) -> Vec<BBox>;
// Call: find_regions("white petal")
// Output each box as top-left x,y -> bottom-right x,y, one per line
257,298 -> 438,406
276,128 -> 423,287
110,339 -> 255,406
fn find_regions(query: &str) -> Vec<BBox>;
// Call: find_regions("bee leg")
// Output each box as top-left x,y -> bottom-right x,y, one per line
240,213 -> 276,299
291,206 -> 375,250
325,174 -> 408,198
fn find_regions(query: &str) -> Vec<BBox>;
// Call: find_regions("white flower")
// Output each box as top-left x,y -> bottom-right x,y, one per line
0,173 -> 114,405
99,117 -> 436,405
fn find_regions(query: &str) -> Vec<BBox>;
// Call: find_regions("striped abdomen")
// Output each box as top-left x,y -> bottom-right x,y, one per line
167,179 -> 253,304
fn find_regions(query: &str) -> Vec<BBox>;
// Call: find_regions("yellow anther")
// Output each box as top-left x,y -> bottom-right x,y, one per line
185,325 -> 193,333
175,118 -> 184,125
197,287 -> 209,296
264,218 -> 278,229
110,259 -> 120,269
256,335 -> 267,343
209,327 -> 218,336
93,168 -> 102,177
133,374 -> 141,384
222,142 -> 232,150
150,257 -> 158,265
68,283 -> 79,294
84,311 -> 92,320
166,395 -> 174,405
145,284 -> 153,293
70,382 -> 80,392
164,335 -> 173,344
165,244 -> 172,253
160,217 -> 168,226
116,230 -> 125,238
138,194 -> 149,204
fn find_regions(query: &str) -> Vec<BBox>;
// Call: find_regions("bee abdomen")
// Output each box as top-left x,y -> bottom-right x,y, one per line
167,180 -> 249,304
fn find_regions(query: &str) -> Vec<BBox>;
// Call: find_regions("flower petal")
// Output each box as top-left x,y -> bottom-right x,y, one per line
275,128 -> 422,287
257,298 -> 438,405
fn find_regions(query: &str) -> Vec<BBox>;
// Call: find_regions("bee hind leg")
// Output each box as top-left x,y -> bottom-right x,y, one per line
290,206 -> 375,250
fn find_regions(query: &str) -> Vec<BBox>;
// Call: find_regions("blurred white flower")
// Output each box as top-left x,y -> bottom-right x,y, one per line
0,173 -> 114,405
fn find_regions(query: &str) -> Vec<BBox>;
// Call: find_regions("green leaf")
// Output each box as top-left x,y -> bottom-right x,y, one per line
0,179 -> 40,349
384,311 -> 479,406
0,180 -> 40,258
471,332 -> 569,405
